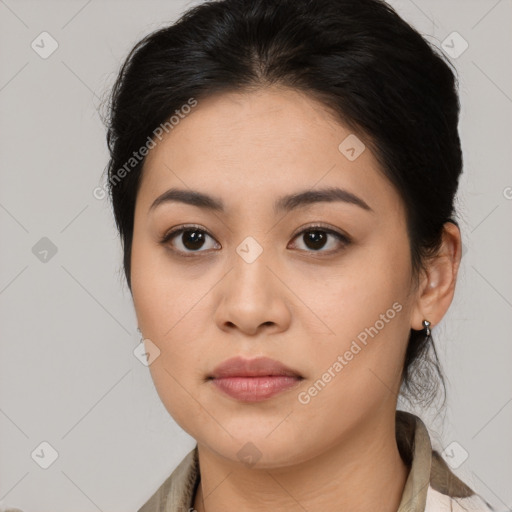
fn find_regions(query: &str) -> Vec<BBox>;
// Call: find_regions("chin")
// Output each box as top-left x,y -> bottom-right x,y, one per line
195,426 -> 315,469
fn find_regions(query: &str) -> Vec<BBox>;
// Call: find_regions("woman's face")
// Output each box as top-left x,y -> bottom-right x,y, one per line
131,86 -> 423,467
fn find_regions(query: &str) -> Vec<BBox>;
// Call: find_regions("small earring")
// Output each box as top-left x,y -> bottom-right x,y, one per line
422,319 -> 431,337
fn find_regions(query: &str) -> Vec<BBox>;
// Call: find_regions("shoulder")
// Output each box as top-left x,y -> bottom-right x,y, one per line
426,446 -> 497,512
138,445 -> 199,512
396,411 -> 501,512
426,486 -> 497,512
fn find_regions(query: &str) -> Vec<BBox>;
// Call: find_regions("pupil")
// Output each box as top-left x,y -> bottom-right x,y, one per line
183,230 -> 205,250
305,230 -> 326,250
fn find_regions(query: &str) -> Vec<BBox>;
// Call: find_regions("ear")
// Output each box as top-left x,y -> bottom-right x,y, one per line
410,222 -> 462,331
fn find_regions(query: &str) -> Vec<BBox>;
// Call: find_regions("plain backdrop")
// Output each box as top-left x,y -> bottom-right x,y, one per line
0,0 -> 511,510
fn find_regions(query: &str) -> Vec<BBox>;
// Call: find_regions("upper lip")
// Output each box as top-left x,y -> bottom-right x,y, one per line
209,356 -> 303,379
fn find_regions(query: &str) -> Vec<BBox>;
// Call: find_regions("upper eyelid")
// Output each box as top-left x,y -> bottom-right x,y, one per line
290,223 -> 350,240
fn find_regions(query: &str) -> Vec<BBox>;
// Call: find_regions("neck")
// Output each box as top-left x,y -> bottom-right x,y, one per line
193,411 -> 409,512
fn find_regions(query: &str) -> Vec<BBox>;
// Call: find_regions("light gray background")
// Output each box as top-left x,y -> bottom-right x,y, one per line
0,0 -> 511,510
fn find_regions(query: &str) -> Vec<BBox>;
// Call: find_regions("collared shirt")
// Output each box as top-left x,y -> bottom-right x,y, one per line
137,411 -> 496,512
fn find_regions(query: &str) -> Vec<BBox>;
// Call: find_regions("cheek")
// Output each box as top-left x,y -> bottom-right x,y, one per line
131,233 -> 212,418
131,230 -> 203,337
294,238 -> 412,393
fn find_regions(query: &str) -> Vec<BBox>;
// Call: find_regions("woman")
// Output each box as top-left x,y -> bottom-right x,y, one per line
103,0 -> 496,511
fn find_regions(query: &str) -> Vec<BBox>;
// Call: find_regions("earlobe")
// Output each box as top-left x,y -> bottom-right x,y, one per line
410,222 -> 462,331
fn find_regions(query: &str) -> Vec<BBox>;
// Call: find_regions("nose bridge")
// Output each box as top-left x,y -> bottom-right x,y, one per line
213,232 -> 290,334
230,233 -> 275,298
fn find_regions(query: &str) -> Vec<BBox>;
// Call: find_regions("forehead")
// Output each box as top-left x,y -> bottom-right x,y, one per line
138,87 -> 403,219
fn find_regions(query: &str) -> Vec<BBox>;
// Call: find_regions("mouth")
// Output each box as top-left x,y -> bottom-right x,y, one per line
207,356 -> 304,402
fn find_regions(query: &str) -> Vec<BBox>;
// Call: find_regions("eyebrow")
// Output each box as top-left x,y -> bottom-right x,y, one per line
149,186 -> 374,215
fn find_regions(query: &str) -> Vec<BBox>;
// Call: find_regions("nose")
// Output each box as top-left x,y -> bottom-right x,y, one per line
214,247 -> 292,337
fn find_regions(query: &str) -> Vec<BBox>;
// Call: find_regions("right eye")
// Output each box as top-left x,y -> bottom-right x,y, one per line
160,225 -> 221,256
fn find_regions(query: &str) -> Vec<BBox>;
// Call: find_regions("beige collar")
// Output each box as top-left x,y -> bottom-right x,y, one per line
396,411 -> 433,512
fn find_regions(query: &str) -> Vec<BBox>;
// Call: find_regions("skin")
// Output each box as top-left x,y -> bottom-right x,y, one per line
130,86 -> 462,512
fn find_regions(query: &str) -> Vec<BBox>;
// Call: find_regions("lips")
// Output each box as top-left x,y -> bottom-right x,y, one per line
208,356 -> 303,379
207,356 -> 304,401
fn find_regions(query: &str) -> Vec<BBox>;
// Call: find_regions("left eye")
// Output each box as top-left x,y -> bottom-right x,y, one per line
289,227 -> 350,253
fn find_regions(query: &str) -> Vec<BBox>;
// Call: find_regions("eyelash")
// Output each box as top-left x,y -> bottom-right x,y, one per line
159,223 -> 351,258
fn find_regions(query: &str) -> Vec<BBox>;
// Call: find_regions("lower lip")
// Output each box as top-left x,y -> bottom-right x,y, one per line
210,376 -> 302,402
